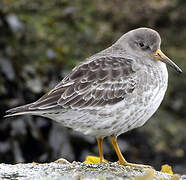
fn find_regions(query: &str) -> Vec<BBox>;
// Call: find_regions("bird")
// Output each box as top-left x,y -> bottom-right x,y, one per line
5,27 -> 182,168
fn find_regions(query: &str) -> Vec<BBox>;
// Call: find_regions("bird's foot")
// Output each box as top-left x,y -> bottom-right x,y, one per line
118,161 -> 152,169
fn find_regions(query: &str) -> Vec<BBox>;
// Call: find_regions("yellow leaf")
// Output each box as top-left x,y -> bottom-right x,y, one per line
161,164 -> 173,175
84,156 -> 107,164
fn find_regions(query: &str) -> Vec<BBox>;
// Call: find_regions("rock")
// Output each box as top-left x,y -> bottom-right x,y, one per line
0,161 -> 174,180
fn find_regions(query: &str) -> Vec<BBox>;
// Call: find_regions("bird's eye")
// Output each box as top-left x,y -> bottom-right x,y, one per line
139,42 -> 145,47
138,42 -> 150,50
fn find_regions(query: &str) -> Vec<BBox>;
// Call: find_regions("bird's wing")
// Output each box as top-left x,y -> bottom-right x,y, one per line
30,56 -> 137,110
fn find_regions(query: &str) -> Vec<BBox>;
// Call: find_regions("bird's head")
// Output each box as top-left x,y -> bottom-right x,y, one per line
116,27 -> 182,73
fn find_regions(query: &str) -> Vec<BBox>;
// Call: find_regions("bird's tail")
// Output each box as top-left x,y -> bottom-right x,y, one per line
4,103 -> 38,117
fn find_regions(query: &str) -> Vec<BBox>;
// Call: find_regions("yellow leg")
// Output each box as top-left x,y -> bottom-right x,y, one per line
110,135 -> 150,168
97,138 -> 104,163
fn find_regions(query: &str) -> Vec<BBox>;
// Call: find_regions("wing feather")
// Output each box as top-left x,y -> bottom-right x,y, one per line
30,56 -> 137,110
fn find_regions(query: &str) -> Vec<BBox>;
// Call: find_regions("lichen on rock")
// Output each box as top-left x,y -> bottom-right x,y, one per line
0,160 -> 174,180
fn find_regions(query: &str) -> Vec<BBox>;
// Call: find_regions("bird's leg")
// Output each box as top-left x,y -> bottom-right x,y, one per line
110,136 -> 128,164
110,135 -> 150,168
97,137 -> 104,163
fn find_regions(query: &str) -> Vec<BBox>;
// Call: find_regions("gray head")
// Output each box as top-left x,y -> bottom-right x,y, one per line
115,27 -> 182,73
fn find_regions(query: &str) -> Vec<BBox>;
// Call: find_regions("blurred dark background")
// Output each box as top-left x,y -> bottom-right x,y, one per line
0,0 -> 186,174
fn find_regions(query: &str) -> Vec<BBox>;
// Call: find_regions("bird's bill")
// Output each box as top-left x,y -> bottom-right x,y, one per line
154,49 -> 182,73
